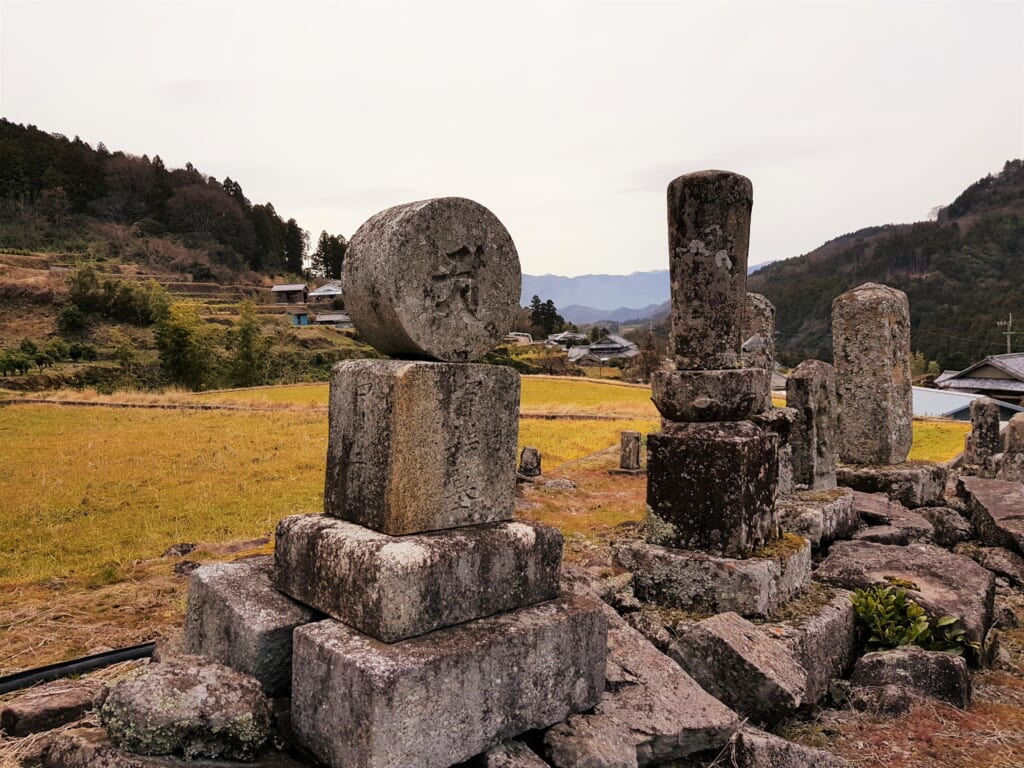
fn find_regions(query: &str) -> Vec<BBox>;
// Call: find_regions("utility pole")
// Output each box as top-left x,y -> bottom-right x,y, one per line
997,313 -> 1021,354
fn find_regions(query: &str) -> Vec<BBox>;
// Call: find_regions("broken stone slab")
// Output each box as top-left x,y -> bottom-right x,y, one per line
850,647 -> 971,708
325,360 -> 518,535
954,543 -> 1024,588
342,197 -> 521,362
291,597 -> 607,768
958,475 -> 1024,553
274,514 -> 561,643
666,170 -> 753,370
459,740 -> 550,768
728,727 -> 850,768
832,283 -> 913,465
851,525 -> 916,545
518,446 -> 542,477
777,488 -> 858,550
98,657 -> 272,761
646,420 -> 778,557
668,612 -> 807,726
614,535 -> 811,617
1,681 -> 95,736
965,397 -> 1002,465
920,506 -> 973,547
815,540 -> 995,650
543,597 -> 739,767
761,587 -> 857,706
650,368 -> 770,422
787,360 -> 838,490
43,727 -> 308,768
184,556 -> 319,696
837,462 -> 947,509
849,491 -> 933,540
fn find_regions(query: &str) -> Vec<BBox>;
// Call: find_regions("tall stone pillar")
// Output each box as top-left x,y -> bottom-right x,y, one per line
965,396 -> 1001,468
787,360 -> 838,489
832,283 -> 912,465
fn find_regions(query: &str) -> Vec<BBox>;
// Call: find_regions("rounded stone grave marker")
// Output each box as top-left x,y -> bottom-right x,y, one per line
343,197 -> 521,362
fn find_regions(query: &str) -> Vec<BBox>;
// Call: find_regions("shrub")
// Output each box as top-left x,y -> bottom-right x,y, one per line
850,583 -> 976,656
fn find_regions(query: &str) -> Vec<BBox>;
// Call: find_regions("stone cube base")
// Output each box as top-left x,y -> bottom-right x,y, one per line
184,557 -> 319,696
274,515 -> 562,642
777,488 -> 858,550
650,368 -> 771,422
646,421 -> 779,557
836,461 -> 946,508
291,597 -> 607,768
614,536 -> 811,617
325,360 -> 519,535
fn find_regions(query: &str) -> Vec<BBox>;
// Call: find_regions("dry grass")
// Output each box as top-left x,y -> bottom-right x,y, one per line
909,419 -> 971,463
519,417 -> 658,469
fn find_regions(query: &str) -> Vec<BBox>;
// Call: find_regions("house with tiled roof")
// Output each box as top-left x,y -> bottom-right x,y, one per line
934,353 -> 1024,404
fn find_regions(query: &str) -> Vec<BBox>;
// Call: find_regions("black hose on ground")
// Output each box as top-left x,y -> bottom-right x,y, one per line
0,642 -> 156,695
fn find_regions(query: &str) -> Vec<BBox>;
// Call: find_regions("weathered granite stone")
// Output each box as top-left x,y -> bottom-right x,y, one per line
743,293 -> 776,372
754,406 -> 797,496
852,525 -> 914,545
762,588 -> 857,706
787,360 -> 837,490
342,197 -> 520,361
518,446 -> 542,477
324,360 -> 518,535
847,683 -> 914,716
614,536 -> 811,617
955,543 -> 1024,587
462,740 -> 550,768
291,598 -> 607,768
997,452 -> 1024,482
1,682 -> 94,736
832,283 -> 912,465
620,430 -> 642,471
850,647 -> 971,708
43,727 -> 307,768
837,461 -> 947,508
728,727 -> 849,768
666,170 -> 753,370
624,609 -> 675,652
958,475 -> 1024,553
777,488 -> 858,550
274,514 -> 561,642
1006,413 -> 1024,453
668,612 -> 806,725
184,557 -> 318,696
650,368 -> 770,422
646,421 -> 778,557
544,597 -> 739,767
920,506 -> 973,547
815,540 -> 995,649
965,397 -> 1003,465
98,658 -> 271,761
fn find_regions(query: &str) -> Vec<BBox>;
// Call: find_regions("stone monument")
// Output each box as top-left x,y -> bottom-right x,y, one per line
609,430 -> 644,475
186,197 -> 607,768
965,396 -> 1001,470
787,359 -> 838,490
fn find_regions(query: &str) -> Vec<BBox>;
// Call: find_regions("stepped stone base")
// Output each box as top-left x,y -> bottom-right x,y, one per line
275,515 -> 561,642
836,461 -> 946,509
650,368 -> 771,422
291,597 -> 607,768
778,488 -> 858,550
184,557 -> 319,696
614,536 -> 811,617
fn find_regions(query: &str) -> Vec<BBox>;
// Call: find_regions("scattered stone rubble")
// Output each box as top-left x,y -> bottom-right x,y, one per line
8,179 -> 1024,768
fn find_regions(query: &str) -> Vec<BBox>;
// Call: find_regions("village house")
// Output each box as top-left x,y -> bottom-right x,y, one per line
308,281 -> 344,304
567,333 -> 640,364
934,352 -> 1024,404
286,307 -> 311,326
271,283 -> 308,304
313,312 -> 353,329
912,385 -> 1024,422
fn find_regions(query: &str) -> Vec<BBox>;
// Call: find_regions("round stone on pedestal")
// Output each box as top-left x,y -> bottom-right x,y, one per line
343,197 -> 521,362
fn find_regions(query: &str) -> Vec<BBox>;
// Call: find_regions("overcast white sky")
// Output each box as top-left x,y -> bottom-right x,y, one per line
2,0 -> 1022,276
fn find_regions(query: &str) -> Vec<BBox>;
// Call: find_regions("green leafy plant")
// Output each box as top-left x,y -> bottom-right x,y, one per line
850,583 -> 978,656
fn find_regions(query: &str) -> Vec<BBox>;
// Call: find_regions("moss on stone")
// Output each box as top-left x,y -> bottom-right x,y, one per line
752,532 -> 807,560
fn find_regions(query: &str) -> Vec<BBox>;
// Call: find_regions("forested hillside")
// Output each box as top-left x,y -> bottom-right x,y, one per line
0,119 -> 346,280
749,160 -> 1024,371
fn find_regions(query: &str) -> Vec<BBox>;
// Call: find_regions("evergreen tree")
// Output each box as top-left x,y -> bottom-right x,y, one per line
228,301 -> 271,386
283,218 -> 309,275
154,302 -> 215,390
310,231 -> 348,279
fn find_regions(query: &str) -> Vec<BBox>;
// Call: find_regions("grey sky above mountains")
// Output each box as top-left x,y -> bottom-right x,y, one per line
2,0 -> 1021,278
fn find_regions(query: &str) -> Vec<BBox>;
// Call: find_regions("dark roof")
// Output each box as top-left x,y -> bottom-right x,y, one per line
938,377 -> 1024,394
272,283 -> 308,292
947,353 -> 1024,382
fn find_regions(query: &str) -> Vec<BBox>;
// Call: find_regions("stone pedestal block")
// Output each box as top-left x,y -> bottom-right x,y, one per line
837,461 -> 947,508
325,360 -> 518,535
787,360 -> 838,489
646,421 -> 779,557
777,488 -> 858,550
291,597 -> 607,768
274,515 -> 562,642
754,407 -> 797,496
184,557 -> 319,696
650,368 -> 770,422
832,283 -> 912,465
614,536 -> 811,617
342,197 -> 521,362
666,170 -> 753,370
966,397 -> 1002,465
